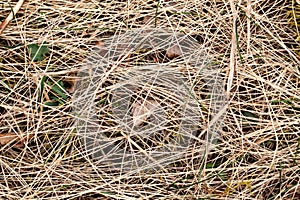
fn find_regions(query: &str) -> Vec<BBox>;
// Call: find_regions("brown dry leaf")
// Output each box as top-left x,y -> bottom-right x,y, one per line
0,133 -> 19,146
95,41 -> 104,47
95,40 -> 110,57
142,16 -> 153,25
64,71 -> 78,94
132,100 -> 159,127
166,45 -> 182,58
0,133 -> 34,147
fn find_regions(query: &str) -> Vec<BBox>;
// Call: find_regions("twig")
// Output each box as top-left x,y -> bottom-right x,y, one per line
0,0 -> 25,34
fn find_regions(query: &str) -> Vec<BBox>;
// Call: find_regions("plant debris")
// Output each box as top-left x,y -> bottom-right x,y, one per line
0,0 -> 26,34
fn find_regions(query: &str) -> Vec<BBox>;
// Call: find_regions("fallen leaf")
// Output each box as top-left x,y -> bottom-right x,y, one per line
0,133 -> 18,146
50,80 -> 68,100
166,44 -> 182,58
95,41 -> 104,47
63,71 -> 78,94
0,133 -> 33,147
132,99 -> 159,127
28,44 -> 49,62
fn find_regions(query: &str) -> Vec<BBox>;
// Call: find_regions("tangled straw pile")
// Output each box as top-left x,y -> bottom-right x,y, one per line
73,29 -> 225,172
0,0 -> 300,199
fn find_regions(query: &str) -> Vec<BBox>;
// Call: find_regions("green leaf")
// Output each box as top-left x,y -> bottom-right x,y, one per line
39,76 -> 47,99
44,101 -> 59,107
271,99 -> 293,106
51,96 -> 65,105
217,172 -> 227,181
98,98 -> 107,105
51,82 -> 68,100
241,111 -> 259,124
206,162 -> 214,169
242,111 -> 258,119
28,44 -> 49,61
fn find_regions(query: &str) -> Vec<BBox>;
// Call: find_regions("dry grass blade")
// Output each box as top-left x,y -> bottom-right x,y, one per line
0,0 -> 299,199
0,0 -> 25,34
227,0 -> 238,95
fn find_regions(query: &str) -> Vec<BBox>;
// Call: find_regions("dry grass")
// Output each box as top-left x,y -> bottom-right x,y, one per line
0,0 -> 300,199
